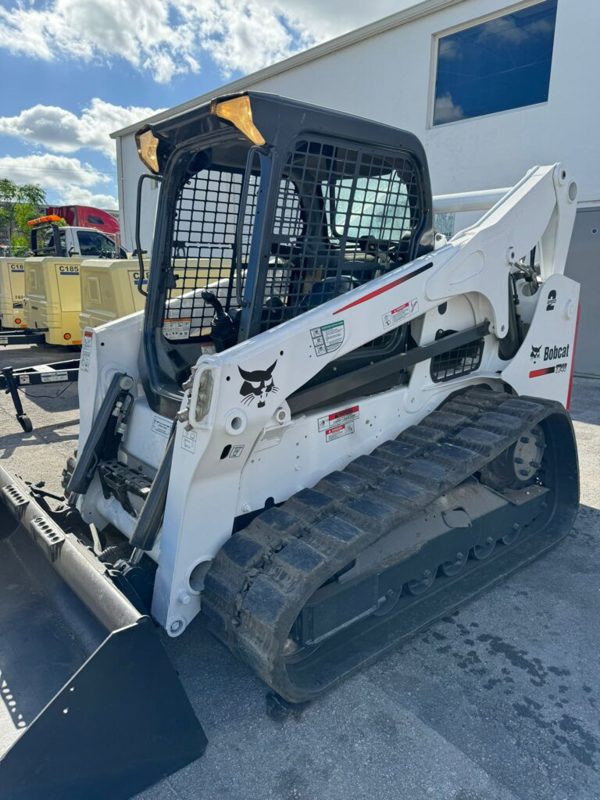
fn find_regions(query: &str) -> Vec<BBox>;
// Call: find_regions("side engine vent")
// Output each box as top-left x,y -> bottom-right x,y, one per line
430,332 -> 484,383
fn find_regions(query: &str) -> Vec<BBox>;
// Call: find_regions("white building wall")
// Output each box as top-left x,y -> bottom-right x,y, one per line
118,0 -> 599,251
249,0 -> 598,203
115,0 -> 599,373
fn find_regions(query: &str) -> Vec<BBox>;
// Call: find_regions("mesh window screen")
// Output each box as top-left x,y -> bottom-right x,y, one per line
163,168 -> 258,341
261,140 -> 421,332
162,138 -> 421,343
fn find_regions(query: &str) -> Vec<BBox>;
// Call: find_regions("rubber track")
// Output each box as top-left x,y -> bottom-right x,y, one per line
202,387 -> 567,702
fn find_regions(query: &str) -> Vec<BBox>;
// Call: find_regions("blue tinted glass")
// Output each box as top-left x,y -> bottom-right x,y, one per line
433,0 -> 557,125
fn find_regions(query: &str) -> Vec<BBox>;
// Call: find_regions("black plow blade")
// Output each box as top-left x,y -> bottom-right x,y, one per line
0,469 -> 207,800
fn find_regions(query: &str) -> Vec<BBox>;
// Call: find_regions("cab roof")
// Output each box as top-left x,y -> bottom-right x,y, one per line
144,92 -> 429,184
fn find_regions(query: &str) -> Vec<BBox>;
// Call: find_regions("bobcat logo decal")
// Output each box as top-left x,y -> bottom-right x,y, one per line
239,361 -> 278,408
530,345 -> 542,362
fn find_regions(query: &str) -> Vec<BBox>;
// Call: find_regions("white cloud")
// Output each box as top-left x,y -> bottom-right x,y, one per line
438,38 -> 461,61
0,0 -> 415,207
267,0 -> 407,45
433,92 -> 464,124
0,0 -> 410,81
476,14 -> 554,46
59,186 -> 118,208
0,0 -> 197,83
0,153 -> 116,207
0,99 -> 161,160
197,1 -> 296,78
0,153 -> 108,188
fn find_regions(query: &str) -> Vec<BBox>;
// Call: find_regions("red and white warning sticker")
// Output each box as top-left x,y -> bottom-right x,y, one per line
80,329 -> 94,372
317,406 -> 360,434
382,298 -> 418,330
325,421 -> 355,442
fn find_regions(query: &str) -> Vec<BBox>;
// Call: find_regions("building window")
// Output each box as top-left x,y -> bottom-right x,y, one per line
432,0 -> 557,126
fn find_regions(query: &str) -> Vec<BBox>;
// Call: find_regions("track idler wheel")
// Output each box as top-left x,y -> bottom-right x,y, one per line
480,426 -> 546,490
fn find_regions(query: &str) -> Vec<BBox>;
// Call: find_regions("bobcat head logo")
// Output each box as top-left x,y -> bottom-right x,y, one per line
530,345 -> 542,362
239,361 -> 278,408
546,289 -> 557,311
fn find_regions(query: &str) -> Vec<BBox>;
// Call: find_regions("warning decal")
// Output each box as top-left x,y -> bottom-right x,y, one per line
382,298 -> 418,330
310,320 -> 345,357
163,318 -> 192,340
182,429 -> 197,453
152,416 -> 171,438
80,329 -> 93,372
318,404 -> 360,433
325,421 -> 355,442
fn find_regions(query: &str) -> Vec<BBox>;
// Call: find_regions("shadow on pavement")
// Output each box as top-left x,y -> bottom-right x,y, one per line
0,419 -> 78,459
13,381 -> 79,414
0,344 -> 75,369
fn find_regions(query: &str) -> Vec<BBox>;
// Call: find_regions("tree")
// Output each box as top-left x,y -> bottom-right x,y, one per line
0,179 -> 46,252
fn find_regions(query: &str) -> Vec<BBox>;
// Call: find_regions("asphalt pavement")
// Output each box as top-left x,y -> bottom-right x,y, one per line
0,344 -> 598,800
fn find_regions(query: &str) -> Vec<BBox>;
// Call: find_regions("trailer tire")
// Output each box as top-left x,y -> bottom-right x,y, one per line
18,415 -> 33,433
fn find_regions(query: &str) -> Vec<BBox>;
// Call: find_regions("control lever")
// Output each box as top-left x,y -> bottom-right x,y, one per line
201,291 -> 238,352
201,291 -> 226,318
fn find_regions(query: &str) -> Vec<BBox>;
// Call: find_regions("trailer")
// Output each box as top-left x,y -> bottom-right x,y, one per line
0,360 -> 80,432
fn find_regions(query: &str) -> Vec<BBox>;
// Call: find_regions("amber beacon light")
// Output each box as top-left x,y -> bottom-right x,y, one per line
136,128 -> 161,173
211,96 -> 266,146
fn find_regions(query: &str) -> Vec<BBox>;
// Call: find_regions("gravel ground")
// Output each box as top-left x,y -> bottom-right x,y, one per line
0,344 -> 598,800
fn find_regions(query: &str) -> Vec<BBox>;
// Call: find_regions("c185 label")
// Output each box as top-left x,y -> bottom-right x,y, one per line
59,264 -> 79,275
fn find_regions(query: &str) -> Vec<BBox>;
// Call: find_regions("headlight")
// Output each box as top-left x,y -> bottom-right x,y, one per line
195,369 -> 214,423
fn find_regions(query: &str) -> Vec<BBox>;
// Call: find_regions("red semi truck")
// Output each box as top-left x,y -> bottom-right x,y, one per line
45,205 -> 120,238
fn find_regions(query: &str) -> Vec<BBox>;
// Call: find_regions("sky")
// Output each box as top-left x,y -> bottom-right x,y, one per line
0,0 -> 413,209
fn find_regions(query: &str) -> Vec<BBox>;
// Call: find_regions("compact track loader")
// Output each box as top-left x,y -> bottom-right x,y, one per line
0,93 -> 580,799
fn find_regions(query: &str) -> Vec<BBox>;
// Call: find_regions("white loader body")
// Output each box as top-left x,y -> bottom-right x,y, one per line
75,163 -> 579,637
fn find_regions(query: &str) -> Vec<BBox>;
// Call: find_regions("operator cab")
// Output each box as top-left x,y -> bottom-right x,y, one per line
136,93 -> 434,416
